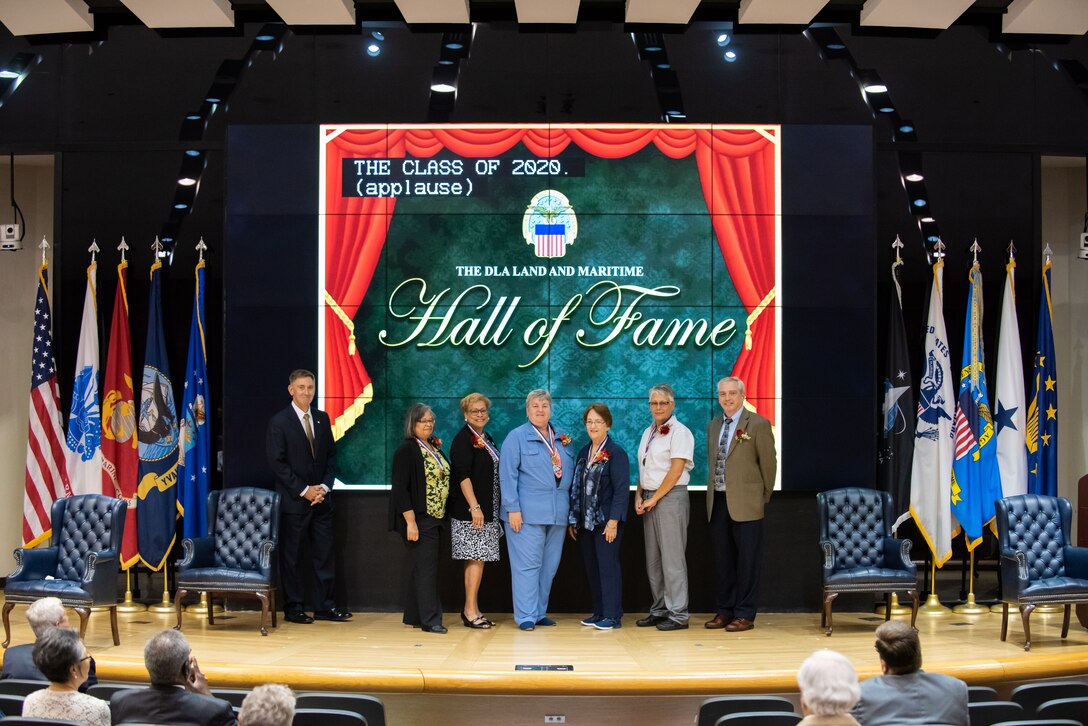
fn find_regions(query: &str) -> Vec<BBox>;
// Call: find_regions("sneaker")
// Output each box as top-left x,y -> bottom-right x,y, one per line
519,621 -> 536,631
580,615 -> 603,627
594,617 -> 622,630
536,617 -> 557,626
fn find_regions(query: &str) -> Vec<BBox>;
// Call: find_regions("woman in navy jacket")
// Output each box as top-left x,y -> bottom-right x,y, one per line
567,402 -> 631,630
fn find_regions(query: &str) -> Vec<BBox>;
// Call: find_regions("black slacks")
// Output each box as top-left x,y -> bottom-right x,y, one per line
402,515 -> 444,629
708,490 -> 763,621
279,502 -> 337,614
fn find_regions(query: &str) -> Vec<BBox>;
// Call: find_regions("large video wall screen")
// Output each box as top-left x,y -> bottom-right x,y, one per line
317,125 -> 781,489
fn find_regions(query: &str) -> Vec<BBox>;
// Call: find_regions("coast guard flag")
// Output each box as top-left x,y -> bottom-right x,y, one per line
102,258 -> 140,569
1026,257 -> 1057,496
23,262 -> 73,546
178,258 -> 210,539
994,255 -> 1027,498
909,259 -> 954,567
879,261 -> 914,532
137,256 -> 180,570
65,258 -> 103,496
949,262 -> 1003,550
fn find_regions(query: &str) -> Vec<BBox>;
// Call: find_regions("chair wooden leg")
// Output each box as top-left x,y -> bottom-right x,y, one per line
1062,603 -> 1071,638
256,592 -> 270,636
1019,603 -> 1035,651
824,592 -> 838,636
270,590 -> 277,629
906,590 -> 919,630
2,601 -> 15,648
109,606 -> 120,646
884,593 -> 893,621
1000,603 -> 1009,641
174,588 -> 188,631
73,607 -> 90,640
206,594 -> 216,626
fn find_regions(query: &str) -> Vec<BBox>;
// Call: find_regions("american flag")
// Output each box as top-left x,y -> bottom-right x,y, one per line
533,223 -> 566,258
23,263 -> 72,546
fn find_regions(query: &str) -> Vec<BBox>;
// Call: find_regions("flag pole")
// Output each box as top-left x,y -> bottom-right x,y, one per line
147,567 -> 175,614
919,560 -> 949,615
116,568 -> 147,613
952,548 -> 989,614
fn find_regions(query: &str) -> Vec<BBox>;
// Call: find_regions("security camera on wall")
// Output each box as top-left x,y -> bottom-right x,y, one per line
0,223 -> 22,250
1079,230 -> 1088,261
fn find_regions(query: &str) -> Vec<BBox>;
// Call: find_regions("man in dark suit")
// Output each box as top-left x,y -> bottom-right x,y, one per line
0,597 -> 97,692
704,376 -> 777,633
111,630 -> 236,726
265,368 -> 351,623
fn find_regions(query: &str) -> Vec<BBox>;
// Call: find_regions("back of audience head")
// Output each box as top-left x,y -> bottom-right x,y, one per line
873,620 -> 922,675
26,597 -> 67,639
239,684 -> 295,726
31,626 -> 86,685
797,649 -> 860,716
144,629 -> 192,685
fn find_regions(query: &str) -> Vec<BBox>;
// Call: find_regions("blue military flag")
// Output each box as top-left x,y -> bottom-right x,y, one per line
1026,256 -> 1057,496
950,260 -> 1003,549
178,257 -> 210,538
137,252 -> 180,570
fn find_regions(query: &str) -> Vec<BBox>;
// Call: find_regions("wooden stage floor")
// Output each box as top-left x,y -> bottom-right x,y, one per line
5,604 -> 1088,725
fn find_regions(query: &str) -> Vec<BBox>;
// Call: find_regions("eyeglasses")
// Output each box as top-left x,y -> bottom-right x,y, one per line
649,401 -> 672,407
79,655 -> 91,663
467,409 -> 488,415
419,418 -> 436,424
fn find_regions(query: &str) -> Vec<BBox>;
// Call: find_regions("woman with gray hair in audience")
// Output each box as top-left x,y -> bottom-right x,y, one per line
21,626 -> 111,726
796,649 -> 862,725
239,684 -> 296,726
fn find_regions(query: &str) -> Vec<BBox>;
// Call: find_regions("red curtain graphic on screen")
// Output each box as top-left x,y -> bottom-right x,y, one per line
321,125 -> 778,439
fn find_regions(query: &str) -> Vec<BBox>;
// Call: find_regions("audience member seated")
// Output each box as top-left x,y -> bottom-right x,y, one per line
111,630 -> 237,726
239,684 -> 295,726
797,649 -> 861,725
20,626 -> 110,726
0,597 -> 98,693
852,621 -> 968,726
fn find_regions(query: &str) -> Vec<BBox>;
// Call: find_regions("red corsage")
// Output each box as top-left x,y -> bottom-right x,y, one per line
428,435 -> 443,449
735,429 -> 751,442
658,424 -> 671,435
472,436 -> 486,449
592,449 -> 612,464
558,434 -> 572,446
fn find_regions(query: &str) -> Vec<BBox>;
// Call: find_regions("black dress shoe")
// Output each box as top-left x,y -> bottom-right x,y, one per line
422,624 -> 448,634
655,619 -> 689,631
636,615 -> 665,627
285,612 -> 314,624
314,608 -> 353,622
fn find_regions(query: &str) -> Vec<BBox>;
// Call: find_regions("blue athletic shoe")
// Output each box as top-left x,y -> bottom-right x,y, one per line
519,621 -> 536,631
580,615 -> 602,627
594,618 -> 622,630
536,617 -> 557,626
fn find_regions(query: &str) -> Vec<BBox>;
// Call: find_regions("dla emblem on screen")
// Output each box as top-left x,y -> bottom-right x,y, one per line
523,190 -> 577,259
318,124 -> 780,489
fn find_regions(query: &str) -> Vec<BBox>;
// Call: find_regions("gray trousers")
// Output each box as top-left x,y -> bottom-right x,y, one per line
642,486 -> 689,623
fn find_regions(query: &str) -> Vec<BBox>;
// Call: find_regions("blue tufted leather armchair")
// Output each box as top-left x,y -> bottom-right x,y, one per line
996,494 -> 1088,650
816,487 -> 918,635
3,494 -> 127,647
174,487 -> 281,635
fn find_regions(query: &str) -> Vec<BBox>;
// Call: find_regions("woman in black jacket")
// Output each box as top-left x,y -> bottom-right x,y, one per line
389,403 -> 450,634
448,392 -> 503,629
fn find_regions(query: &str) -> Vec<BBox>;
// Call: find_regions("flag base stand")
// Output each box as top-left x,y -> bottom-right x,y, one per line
117,572 -> 147,613
952,594 -> 990,615
147,574 -> 175,614
874,593 -> 912,617
919,594 -> 950,615
1035,604 -> 1064,614
186,592 -> 223,615
989,603 -> 1005,614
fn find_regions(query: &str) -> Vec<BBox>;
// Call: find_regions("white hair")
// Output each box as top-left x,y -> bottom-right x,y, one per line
239,684 -> 295,726
26,598 -> 66,638
797,649 -> 860,716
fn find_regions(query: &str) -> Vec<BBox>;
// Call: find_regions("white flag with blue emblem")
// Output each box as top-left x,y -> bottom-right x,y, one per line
995,254 -> 1026,498
65,258 -> 103,495
909,259 -> 954,567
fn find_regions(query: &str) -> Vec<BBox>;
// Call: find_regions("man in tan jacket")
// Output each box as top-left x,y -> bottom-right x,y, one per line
703,376 -> 777,632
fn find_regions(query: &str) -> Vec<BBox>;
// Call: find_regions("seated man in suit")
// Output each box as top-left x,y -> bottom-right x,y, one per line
852,620 -> 968,726
0,597 -> 97,693
111,630 -> 237,726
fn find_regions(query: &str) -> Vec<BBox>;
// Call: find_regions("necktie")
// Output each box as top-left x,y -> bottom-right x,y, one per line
714,417 -> 732,490
303,413 -> 315,457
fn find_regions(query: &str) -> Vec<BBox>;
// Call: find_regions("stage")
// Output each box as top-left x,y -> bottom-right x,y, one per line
4,604 -> 1088,725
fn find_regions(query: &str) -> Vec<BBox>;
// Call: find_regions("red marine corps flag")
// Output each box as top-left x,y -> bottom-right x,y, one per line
102,239 -> 140,568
